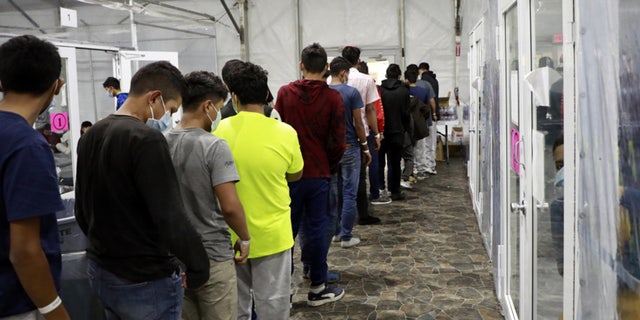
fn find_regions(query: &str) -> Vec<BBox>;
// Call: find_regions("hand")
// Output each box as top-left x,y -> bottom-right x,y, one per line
432,114 -> 438,122
374,135 -> 382,151
362,150 -> 372,166
234,239 -> 250,265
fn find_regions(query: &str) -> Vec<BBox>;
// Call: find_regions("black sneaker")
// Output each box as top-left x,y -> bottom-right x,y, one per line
307,285 -> 345,307
391,192 -> 406,201
359,216 -> 381,225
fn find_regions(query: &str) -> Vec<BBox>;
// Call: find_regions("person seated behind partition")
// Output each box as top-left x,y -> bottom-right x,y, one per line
103,77 -> 128,110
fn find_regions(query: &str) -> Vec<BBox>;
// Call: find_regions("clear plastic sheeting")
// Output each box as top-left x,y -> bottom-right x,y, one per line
579,0 -> 640,318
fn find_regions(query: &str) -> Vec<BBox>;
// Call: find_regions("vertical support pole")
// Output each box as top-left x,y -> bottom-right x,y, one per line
399,0 -> 406,69
239,0 -> 249,61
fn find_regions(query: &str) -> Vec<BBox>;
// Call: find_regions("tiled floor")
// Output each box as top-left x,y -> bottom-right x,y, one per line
290,158 -> 504,320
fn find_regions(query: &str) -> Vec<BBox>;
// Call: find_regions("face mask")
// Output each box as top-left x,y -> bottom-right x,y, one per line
106,91 -> 114,98
554,166 -> 564,187
146,96 -> 172,131
207,103 -> 222,132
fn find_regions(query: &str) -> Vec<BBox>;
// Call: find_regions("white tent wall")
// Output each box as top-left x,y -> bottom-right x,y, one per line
405,0 -> 457,100
213,0 -> 458,100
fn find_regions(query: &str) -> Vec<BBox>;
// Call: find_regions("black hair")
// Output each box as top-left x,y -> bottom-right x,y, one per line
81,121 -> 93,128
539,56 -> 555,68
341,46 -> 361,66
552,135 -> 564,153
356,61 -> 369,75
301,43 -> 327,74
323,70 -> 331,79
221,59 -> 243,93
386,64 -> 402,79
182,71 -> 228,112
128,61 -> 186,102
0,35 -> 61,95
419,62 -> 430,71
329,56 -> 352,77
407,64 -> 419,72
225,61 -> 269,105
102,77 -> 120,89
404,69 -> 418,83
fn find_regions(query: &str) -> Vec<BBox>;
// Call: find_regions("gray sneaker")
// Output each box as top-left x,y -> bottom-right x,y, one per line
371,196 -> 392,205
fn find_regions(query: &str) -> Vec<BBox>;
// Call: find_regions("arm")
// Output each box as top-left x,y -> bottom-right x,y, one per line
214,182 -> 250,264
353,109 -> 371,166
286,170 -> 303,182
429,98 -> 437,122
10,218 -> 70,320
327,95 -> 346,174
135,138 -> 209,289
365,102 -> 381,151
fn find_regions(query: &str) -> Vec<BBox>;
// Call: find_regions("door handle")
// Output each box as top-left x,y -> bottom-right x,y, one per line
469,129 -> 476,133
511,199 -> 527,214
536,201 -> 549,209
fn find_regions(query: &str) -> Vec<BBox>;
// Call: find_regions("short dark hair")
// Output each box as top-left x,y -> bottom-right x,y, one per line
418,62 -> 430,71
81,121 -> 93,128
404,70 -> 418,83
329,56 -> 352,77
128,61 -> 186,102
225,61 -> 269,105
407,64 -> 419,72
0,35 -> 61,95
102,77 -> 120,89
356,61 -> 369,75
552,135 -> 564,153
341,46 -> 361,66
221,59 -> 243,93
386,64 -> 402,79
301,43 -> 327,74
182,71 -> 228,112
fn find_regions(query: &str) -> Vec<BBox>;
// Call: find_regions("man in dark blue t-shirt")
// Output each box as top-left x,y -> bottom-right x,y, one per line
0,35 -> 70,319
328,57 -> 371,249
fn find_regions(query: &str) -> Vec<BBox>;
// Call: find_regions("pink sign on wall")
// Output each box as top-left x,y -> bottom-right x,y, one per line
510,128 -> 521,175
50,112 -> 69,132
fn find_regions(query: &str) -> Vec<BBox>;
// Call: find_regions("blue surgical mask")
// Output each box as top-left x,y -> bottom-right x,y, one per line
554,167 -> 564,187
146,96 -> 172,131
207,103 -> 222,132
106,92 -> 114,98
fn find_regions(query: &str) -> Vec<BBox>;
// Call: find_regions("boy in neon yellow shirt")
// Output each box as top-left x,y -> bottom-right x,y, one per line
214,61 -> 303,319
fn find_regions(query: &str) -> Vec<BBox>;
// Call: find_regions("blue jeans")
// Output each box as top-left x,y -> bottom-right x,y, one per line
367,132 -> 381,199
87,259 -> 183,320
340,146 -> 361,241
290,178 -> 330,287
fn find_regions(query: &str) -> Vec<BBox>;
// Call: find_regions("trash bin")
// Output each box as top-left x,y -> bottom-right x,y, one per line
56,197 -> 105,319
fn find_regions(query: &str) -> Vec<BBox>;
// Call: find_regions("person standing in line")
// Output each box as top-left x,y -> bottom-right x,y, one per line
75,61 -> 210,320
328,56 -> 371,248
215,61 -> 303,319
341,46 -> 385,223
164,71 -> 251,320
419,62 -> 439,175
102,77 -> 129,111
405,69 -> 436,184
355,62 -> 392,206
219,60 -> 281,121
0,34 -> 70,320
379,64 -> 412,201
276,43 -> 346,306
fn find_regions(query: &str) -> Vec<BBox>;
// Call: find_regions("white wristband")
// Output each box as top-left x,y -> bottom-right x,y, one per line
38,296 -> 62,314
240,239 -> 250,245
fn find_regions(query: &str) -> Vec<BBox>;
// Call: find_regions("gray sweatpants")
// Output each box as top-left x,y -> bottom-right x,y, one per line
236,249 -> 292,320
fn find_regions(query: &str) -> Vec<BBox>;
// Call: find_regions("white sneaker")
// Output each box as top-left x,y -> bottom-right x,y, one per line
400,180 -> 413,189
332,235 -> 341,242
341,237 -> 361,248
425,168 -> 437,175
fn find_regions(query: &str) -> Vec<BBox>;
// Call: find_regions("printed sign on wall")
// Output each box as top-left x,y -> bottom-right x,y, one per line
510,128 -> 521,175
50,112 -> 69,132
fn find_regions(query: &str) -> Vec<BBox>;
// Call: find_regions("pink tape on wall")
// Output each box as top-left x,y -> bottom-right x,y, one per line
510,128 -> 521,175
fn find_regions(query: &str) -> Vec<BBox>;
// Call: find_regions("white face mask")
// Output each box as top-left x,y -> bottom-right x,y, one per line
206,103 -> 222,132
146,96 -> 172,131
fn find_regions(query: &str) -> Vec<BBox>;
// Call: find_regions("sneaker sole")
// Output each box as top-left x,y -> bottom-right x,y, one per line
307,290 -> 345,307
